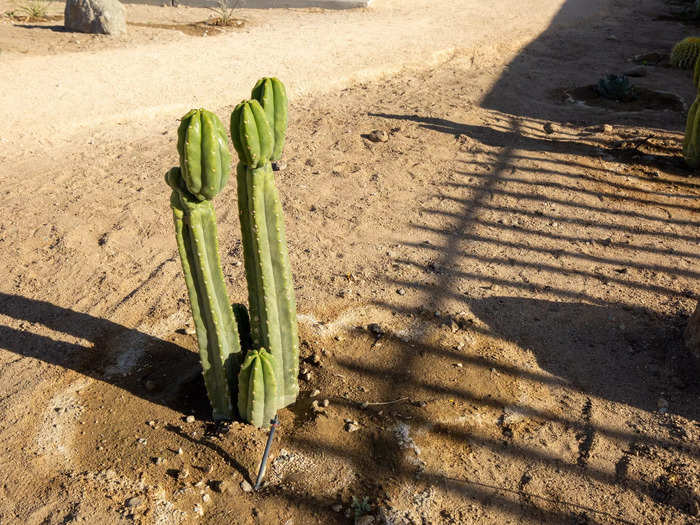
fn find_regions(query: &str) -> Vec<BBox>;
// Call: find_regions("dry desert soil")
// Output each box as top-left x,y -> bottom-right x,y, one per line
0,0 -> 699,524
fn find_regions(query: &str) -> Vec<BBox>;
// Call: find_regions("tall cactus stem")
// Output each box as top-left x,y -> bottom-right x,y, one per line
167,167 -> 241,420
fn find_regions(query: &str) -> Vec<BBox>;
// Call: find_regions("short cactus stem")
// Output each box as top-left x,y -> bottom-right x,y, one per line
237,348 -> 281,428
251,77 -> 288,162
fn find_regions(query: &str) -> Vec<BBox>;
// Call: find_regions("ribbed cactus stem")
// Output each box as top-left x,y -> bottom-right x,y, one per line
237,348 -> 280,428
684,95 -> 700,168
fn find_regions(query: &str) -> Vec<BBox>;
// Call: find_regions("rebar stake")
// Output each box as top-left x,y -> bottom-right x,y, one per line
254,414 -> 279,490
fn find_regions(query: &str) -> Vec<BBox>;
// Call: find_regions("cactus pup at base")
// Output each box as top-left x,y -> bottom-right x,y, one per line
166,108 -> 241,420
231,96 -> 300,409
237,348 -> 281,428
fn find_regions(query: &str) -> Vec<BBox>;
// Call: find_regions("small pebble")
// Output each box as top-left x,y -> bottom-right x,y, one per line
177,469 -> 189,480
241,480 -> 253,493
272,158 -> 287,171
202,493 -> 211,503
310,354 -> 321,365
345,421 -> 360,432
322,399 -> 330,407
368,323 -> 384,336
185,327 -> 196,335
367,129 -> 389,142
137,438 -> 147,445
543,122 -> 555,134
602,124 -> 613,134
125,496 -> 143,507
185,415 -> 195,423
302,372 -> 312,381
147,420 -> 156,428
310,389 -> 321,398
193,504 -> 203,516
177,447 -> 184,455
453,363 -> 463,368
397,288 -> 406,295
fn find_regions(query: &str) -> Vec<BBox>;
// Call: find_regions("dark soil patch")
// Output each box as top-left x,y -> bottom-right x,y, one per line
128,18 -> 244,37
554,85 -> 685,112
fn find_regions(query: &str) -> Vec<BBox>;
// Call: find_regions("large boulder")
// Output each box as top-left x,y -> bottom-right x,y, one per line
685,301 -> 700,364
64,0 -> 126,36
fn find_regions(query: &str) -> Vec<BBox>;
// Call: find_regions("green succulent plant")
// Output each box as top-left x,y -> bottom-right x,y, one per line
596,74 -> 636,101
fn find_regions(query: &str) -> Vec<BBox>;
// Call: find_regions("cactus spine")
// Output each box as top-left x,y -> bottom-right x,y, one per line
166,109 -> 241,420
231,95 -> 300,409
671,37 -> 700,69
237,348 -> 281,428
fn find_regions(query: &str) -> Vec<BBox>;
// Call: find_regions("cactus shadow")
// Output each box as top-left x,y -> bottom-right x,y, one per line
0,292 -> 211,417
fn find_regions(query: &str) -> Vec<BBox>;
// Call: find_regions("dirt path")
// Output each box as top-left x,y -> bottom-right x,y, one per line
0,0 -> 581,157
0,0 -> 699,524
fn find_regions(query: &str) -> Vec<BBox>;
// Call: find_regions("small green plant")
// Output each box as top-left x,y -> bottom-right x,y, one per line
350,496 -> 372,519
596,74 -> 636,101
208,0 -> 241,26
670,37 -> 700,69
7,0 -> 49,20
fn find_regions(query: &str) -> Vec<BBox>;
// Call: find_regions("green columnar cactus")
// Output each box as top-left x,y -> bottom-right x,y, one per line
693,56 -> 700,88
166,108 -> 241,420
237,348 -> 281,428
251,77 -> 288,162
231,95 -> 300,409
670,37 -> 700,69
683,94 -> 700,168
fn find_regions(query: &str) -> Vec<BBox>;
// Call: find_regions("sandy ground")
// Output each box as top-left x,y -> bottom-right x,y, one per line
0,0 -> 571,157
1,0 -> 699,524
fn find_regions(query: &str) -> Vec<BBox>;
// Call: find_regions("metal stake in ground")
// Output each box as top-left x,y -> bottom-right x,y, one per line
254,414 -> 279,490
